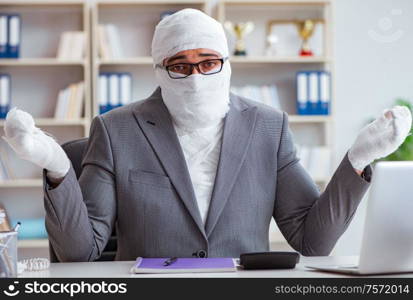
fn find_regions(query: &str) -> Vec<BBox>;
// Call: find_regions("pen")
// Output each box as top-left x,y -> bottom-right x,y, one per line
13,222 -> 21,232
163,257 -> 178,266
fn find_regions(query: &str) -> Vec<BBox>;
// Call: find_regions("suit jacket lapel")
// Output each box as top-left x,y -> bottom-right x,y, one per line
205,93 -> 258,238
132,87 -> 206,239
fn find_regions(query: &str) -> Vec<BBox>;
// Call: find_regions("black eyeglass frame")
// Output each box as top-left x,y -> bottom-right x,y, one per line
155,56 -> 229,79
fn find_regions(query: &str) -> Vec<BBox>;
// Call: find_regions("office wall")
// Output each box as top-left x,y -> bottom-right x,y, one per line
332,0 -> 413,255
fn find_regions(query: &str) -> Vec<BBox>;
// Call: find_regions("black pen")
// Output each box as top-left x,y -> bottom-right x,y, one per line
163,257 -> 178,266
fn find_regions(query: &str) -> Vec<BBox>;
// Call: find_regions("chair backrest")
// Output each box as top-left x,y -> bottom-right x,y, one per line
48,138 -> 117,262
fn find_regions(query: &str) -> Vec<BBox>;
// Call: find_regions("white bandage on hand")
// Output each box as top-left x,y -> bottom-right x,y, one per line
2,108 -> 70,180
348,105 -> 412,171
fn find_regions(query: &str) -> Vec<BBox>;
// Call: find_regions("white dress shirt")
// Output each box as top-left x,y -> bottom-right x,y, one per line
174,120 -> 224,225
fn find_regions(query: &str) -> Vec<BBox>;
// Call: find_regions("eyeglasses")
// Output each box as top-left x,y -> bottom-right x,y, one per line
155,57 -> 229,79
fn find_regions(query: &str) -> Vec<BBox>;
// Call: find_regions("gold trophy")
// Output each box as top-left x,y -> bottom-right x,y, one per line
295,19 -> 323,56
224,21 -> 255,56
266,19 -> 323,57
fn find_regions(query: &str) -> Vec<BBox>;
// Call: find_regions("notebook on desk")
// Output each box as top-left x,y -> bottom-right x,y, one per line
130,257 -> 237,274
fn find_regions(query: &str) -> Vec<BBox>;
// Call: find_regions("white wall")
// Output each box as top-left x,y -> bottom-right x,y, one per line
332,0 -> 413,255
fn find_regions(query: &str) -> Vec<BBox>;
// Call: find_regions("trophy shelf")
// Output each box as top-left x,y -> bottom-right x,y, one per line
221,0 -> 330,5
229,55 -> 331,63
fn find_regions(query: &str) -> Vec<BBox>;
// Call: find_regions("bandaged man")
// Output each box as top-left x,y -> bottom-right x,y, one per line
2,9 -> 412,261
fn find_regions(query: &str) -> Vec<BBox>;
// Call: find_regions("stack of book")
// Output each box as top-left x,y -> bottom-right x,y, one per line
56,31 -> 85,60
98,72 -> 132,114
230,84 -> 280,108
0,14 -> 21,58
295,144 -> 331,181
97,24 -> 123,60
296,70 -> 331,115
0,74 -> 11,119
54,81 -> 84,119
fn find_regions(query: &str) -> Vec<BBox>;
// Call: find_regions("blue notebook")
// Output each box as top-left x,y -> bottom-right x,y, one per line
130,257 -> 237,274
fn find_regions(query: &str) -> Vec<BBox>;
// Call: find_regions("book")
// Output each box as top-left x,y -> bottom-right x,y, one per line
97,25 -> 110,59
66,83 -> 78,118
56,32 -> 71,60
71,81 -> 84,118
105,24 -> 122,59
54,89 -> 68,119
54,81 -> 84,119
130,257 -> 237,274
72,31 -> 85,60
56,31 -> 85,60
97,24 -> 123,60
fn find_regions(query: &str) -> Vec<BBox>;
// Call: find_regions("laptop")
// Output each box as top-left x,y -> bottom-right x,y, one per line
306,161 -> 413,275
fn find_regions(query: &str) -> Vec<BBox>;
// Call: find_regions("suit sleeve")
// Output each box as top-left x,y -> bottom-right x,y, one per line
273,112 -> 372,256
43,115 -> 116,262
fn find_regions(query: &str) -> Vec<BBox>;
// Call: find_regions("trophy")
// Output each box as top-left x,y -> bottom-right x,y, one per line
266,19 -> 323,57
224,21 -> 255,56
295,19 -> 322,56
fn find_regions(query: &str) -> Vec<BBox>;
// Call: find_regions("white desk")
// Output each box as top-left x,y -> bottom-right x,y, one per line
19,256 -> 413,278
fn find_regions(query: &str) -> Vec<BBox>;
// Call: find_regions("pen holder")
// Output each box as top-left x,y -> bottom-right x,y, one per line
0,231 -> 18,278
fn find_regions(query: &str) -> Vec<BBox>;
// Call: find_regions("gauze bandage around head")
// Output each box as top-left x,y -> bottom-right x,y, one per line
151,8 -> 232,130
151,8 -> 229,67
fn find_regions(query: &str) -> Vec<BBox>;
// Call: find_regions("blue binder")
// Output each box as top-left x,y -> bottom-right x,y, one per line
108,72 -> 120,112
0,74 -> 11,119
296,71 -> 308,115
119,72 -> 132,107
296,70 -> 332,115
308,71 -> 319,115
0,14 -> 7,58
99,72 -> 133,114
7,14 -> 21,58
318,71 -> 331,115
98,72 -> 109,114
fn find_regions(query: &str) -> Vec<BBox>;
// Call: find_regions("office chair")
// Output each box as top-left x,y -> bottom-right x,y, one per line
48,138 -> 118,262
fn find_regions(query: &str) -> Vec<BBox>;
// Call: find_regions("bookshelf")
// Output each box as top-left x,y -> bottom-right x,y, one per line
0,0 -> 91,252
0,0 -> 334,254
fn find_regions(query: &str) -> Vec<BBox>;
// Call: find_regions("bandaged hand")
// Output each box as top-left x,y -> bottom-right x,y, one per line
2,108 -> 70,180
348,105 -> 412,172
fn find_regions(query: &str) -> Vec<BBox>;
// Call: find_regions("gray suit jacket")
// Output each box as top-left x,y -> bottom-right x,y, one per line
43,86 -> 372,261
